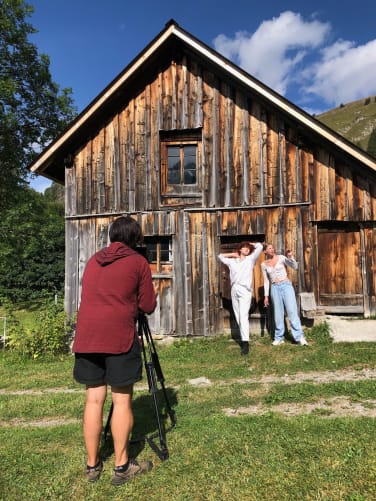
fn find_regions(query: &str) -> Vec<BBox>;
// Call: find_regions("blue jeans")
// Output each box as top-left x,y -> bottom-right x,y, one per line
271,281 -> 304,342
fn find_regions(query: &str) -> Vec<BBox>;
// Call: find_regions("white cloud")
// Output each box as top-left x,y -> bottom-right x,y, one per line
213,11 -> 376,109
213,11 -> 330,95
303,39 -> 376,106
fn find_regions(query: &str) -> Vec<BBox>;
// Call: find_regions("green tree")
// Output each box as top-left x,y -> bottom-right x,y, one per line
0,187 -> 65,302
44,182 -> 65,204
0,0 -> 76,210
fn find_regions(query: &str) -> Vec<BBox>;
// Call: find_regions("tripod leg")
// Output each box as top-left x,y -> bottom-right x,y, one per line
103,403 -> 114,442
136,314 -> 176,460
145,361 -> 169,461
142,319 -> 176,427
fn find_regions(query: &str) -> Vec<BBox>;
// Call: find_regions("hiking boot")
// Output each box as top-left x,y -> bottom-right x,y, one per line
111,459 -> 153,486
272,339 -> 284,346
299,336 -> 308,346
86,460 -> 103,482
241,341 -> 249,355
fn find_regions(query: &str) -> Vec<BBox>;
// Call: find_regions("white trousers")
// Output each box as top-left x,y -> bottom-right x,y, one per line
231,284 -> 252,342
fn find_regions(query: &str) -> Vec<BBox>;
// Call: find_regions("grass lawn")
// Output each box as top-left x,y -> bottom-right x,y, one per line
0,322 -> 375,500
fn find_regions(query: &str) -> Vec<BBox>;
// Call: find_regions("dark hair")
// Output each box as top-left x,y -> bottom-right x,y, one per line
238,241 -> 254,253
109,216 -> 142,249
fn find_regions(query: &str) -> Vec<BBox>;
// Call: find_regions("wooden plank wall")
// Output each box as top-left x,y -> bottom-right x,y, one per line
183,206 -> 312,335
65,50 -> 376,326
68,51 -> 376,222
65,211 -> 176,319
365,227 -> 376,313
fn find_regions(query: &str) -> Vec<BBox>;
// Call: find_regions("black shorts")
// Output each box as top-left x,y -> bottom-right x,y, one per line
73,336 -> 142,387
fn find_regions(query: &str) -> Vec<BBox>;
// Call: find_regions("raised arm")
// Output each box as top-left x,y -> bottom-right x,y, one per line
261,262 -> 270,307
219,252 -> 239,258
283,250 -> 298,270
252,242 -> 264,260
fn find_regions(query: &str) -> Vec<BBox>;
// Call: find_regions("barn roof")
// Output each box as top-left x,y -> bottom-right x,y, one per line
30,19 -> 376,183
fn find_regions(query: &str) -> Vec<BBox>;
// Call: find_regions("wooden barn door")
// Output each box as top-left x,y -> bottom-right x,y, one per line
317,226 -> 364,313
219,235 -> 265,331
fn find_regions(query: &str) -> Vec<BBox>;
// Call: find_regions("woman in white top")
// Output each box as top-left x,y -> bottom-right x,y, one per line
218,241 -> 263,355
261,243 -> 308,346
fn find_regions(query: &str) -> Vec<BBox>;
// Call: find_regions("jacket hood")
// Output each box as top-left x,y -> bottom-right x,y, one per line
95,242 -> 136,266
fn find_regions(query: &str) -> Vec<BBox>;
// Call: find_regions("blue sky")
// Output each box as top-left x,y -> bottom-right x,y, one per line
29,0 -> 376,191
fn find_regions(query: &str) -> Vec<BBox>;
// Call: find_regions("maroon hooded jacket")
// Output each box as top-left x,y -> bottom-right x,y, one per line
72,242 -> 156,354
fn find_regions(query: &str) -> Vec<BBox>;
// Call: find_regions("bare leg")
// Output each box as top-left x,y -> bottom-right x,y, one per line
83,384 -> 107,466
110,385 -> 134,467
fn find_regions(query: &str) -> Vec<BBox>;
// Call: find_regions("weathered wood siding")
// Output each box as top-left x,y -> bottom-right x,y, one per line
66,53 -> 376,219
65,49 -> 376,331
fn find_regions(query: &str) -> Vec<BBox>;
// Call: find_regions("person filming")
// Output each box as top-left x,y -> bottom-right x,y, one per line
72,216 -> 157,485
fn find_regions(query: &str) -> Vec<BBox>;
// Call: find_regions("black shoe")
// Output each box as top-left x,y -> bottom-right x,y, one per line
241,341 -> 249,355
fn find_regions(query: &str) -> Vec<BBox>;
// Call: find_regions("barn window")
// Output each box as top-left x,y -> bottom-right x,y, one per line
167,144 -> 197,185
141,236 -> 172,273
160,128 -> 202,199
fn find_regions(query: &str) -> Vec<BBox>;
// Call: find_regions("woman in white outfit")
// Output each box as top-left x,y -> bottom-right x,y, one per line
261,243 -> 308,346
218,241 -> 263,355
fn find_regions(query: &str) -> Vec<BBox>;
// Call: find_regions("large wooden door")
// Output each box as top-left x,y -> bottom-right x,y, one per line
317,226 -> 363,312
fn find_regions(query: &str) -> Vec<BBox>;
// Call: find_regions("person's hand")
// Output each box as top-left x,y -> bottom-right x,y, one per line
264,296 -> 269,307
286,249 -> 293,258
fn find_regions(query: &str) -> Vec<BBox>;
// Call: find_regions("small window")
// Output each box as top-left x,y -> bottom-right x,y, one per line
160,129 -> 202,198
143,236 -> 172,265
167,144 -> 197,185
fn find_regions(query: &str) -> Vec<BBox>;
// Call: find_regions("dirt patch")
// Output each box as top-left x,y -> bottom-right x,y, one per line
0,417 -> 80,427
233,367 -> 376,385
0,388 -> 83,396
190,367 -> 376,387
224,397 -> 376,418
194,368 -> 376,419
1,368 -> 375,425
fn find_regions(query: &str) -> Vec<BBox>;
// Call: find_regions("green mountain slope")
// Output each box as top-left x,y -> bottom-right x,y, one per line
317,96 -> 376,158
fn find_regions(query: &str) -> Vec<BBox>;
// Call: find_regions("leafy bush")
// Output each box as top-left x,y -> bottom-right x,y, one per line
5,299 -> 74,359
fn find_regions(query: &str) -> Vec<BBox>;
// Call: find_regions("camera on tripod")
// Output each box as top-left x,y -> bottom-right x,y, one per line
103,313 -> 176,461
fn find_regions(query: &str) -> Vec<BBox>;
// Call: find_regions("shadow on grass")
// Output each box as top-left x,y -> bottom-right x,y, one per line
100,387 -> 178,462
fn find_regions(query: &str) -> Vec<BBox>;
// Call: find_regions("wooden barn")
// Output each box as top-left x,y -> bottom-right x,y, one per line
30,20 -> 376,336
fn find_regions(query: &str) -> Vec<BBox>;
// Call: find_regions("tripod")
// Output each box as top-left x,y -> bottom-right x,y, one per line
102,313 -> 176,461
